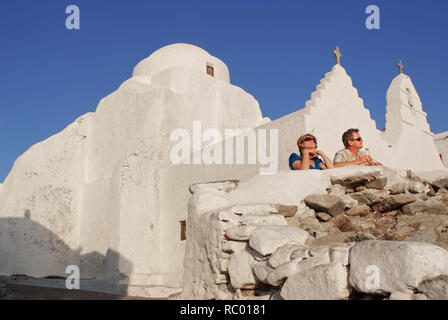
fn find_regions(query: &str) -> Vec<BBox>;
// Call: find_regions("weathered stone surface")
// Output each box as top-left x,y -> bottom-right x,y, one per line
331,174 -> 375,189
349,241 -> 448,297
376,194 -> 417,213
418,275 -> 448,300
252,261 -> 274,284
407,181 -> 429,194
349,189 -> 385,206
248,226 -> 308,256
241,214 -> 288,227
268,244 -> 308,268
389,183 -> 406,195
366,176 -> 388,190
402,199 -> 448,216
316,212 -> 332,222
311,231 -> 357,246
274,204 -> 298,217
345,216 -> 376,233
346,205 -> 371,217
304,194 -> 345,217
329,245 -> 352,266
228,250 -> 257,289
393,226 -> 416,240
225,226 -> 259,241
222,241 -> 248,253
280,263 -> 349,300
405,227 -> 438,244
266,255 -> 330,287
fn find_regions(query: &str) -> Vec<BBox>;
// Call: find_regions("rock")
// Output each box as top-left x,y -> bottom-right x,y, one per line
225,225 -> 259,241
316,212 -> 332,222
215,273 -> 228,284
290,246 -> 312,261
346,216 -> 376,233
329,245 -> 352,266
227,250 -> 257,289
407,181 -> 429,194
265,258 -> 304,287
280,263 -> 349,300
331,173 -> 376,189
222,241 -> 248,253
252,261 -> 274,284
355,185 -> 366,192
375,194 -> 417,213
418,275 -> 448,300
326,184 -> 346,196
287,215 -> 322,237
366,176 -> 388,190
401,199 -> 448,216
389,183 -> 406,195
304,194 -> 345,217
349,240 -> 448,297
241,214 -> 288,226
346,205 -> 371,217
404,227 -> 438,244
311,231 -> 357,246
268,244 -> 308,268
393,226 -> 416,240
349,189 -> 385,206
266,255 -> 330,287
248,226 -> 309,256
274,204 -> 298,217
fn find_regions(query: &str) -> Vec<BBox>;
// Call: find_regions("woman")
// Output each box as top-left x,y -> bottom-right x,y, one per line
289,134 -> 334,170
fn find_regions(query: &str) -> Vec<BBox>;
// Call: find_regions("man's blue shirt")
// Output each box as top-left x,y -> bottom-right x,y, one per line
289,153 -> 323,170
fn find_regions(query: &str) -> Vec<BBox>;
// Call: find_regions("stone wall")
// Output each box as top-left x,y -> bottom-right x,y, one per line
181,167 -> 448,300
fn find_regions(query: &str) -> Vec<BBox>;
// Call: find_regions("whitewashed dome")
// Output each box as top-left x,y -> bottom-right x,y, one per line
132,43 -> 230,83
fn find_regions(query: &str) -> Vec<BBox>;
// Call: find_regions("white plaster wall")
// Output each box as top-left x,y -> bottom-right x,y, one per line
435,131 -> 448,167
0,116 -> 87,277
384,74 -> 442,170
133,43 -> 230,83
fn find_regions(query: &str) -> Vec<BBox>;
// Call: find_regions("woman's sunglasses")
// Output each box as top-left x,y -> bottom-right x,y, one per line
304,137 -> 316,142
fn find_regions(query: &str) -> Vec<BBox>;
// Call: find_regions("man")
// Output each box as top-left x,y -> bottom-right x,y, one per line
333,128 -> 382,167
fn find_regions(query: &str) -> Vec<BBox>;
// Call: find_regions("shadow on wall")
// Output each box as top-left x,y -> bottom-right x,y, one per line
0,209 -> 132,296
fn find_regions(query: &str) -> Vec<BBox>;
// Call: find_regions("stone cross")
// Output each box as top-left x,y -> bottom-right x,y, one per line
333,46 -> 341,65
397,60 -> 404,74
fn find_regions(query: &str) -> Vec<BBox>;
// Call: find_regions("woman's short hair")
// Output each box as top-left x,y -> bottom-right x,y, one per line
297,134 -> 317,156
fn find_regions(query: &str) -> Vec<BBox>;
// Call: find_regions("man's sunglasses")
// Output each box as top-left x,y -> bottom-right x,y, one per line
350,137 -> 363,141
304,137 -> 316,142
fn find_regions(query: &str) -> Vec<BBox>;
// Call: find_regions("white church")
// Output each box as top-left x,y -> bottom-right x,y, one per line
0,43 -> 446,297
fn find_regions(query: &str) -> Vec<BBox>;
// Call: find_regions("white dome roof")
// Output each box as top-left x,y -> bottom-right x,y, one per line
132,43 -> 230,83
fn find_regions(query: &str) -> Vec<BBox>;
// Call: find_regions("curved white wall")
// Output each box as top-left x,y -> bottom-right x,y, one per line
132,43 -> 230,83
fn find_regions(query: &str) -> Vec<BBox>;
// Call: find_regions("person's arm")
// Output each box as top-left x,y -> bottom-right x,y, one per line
299,150 -> 312,170
333,155 -> 372,167
316,150 -> 334,169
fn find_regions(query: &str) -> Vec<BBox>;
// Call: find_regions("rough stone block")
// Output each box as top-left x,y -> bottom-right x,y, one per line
280,263 -> 349,300
228,250 -> 257,289
349,189 -> 384,206
304,194 -> 345,217
248,226 -> 308,256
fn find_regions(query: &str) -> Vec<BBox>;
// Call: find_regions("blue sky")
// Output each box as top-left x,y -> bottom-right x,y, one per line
0,0 -> 447,182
